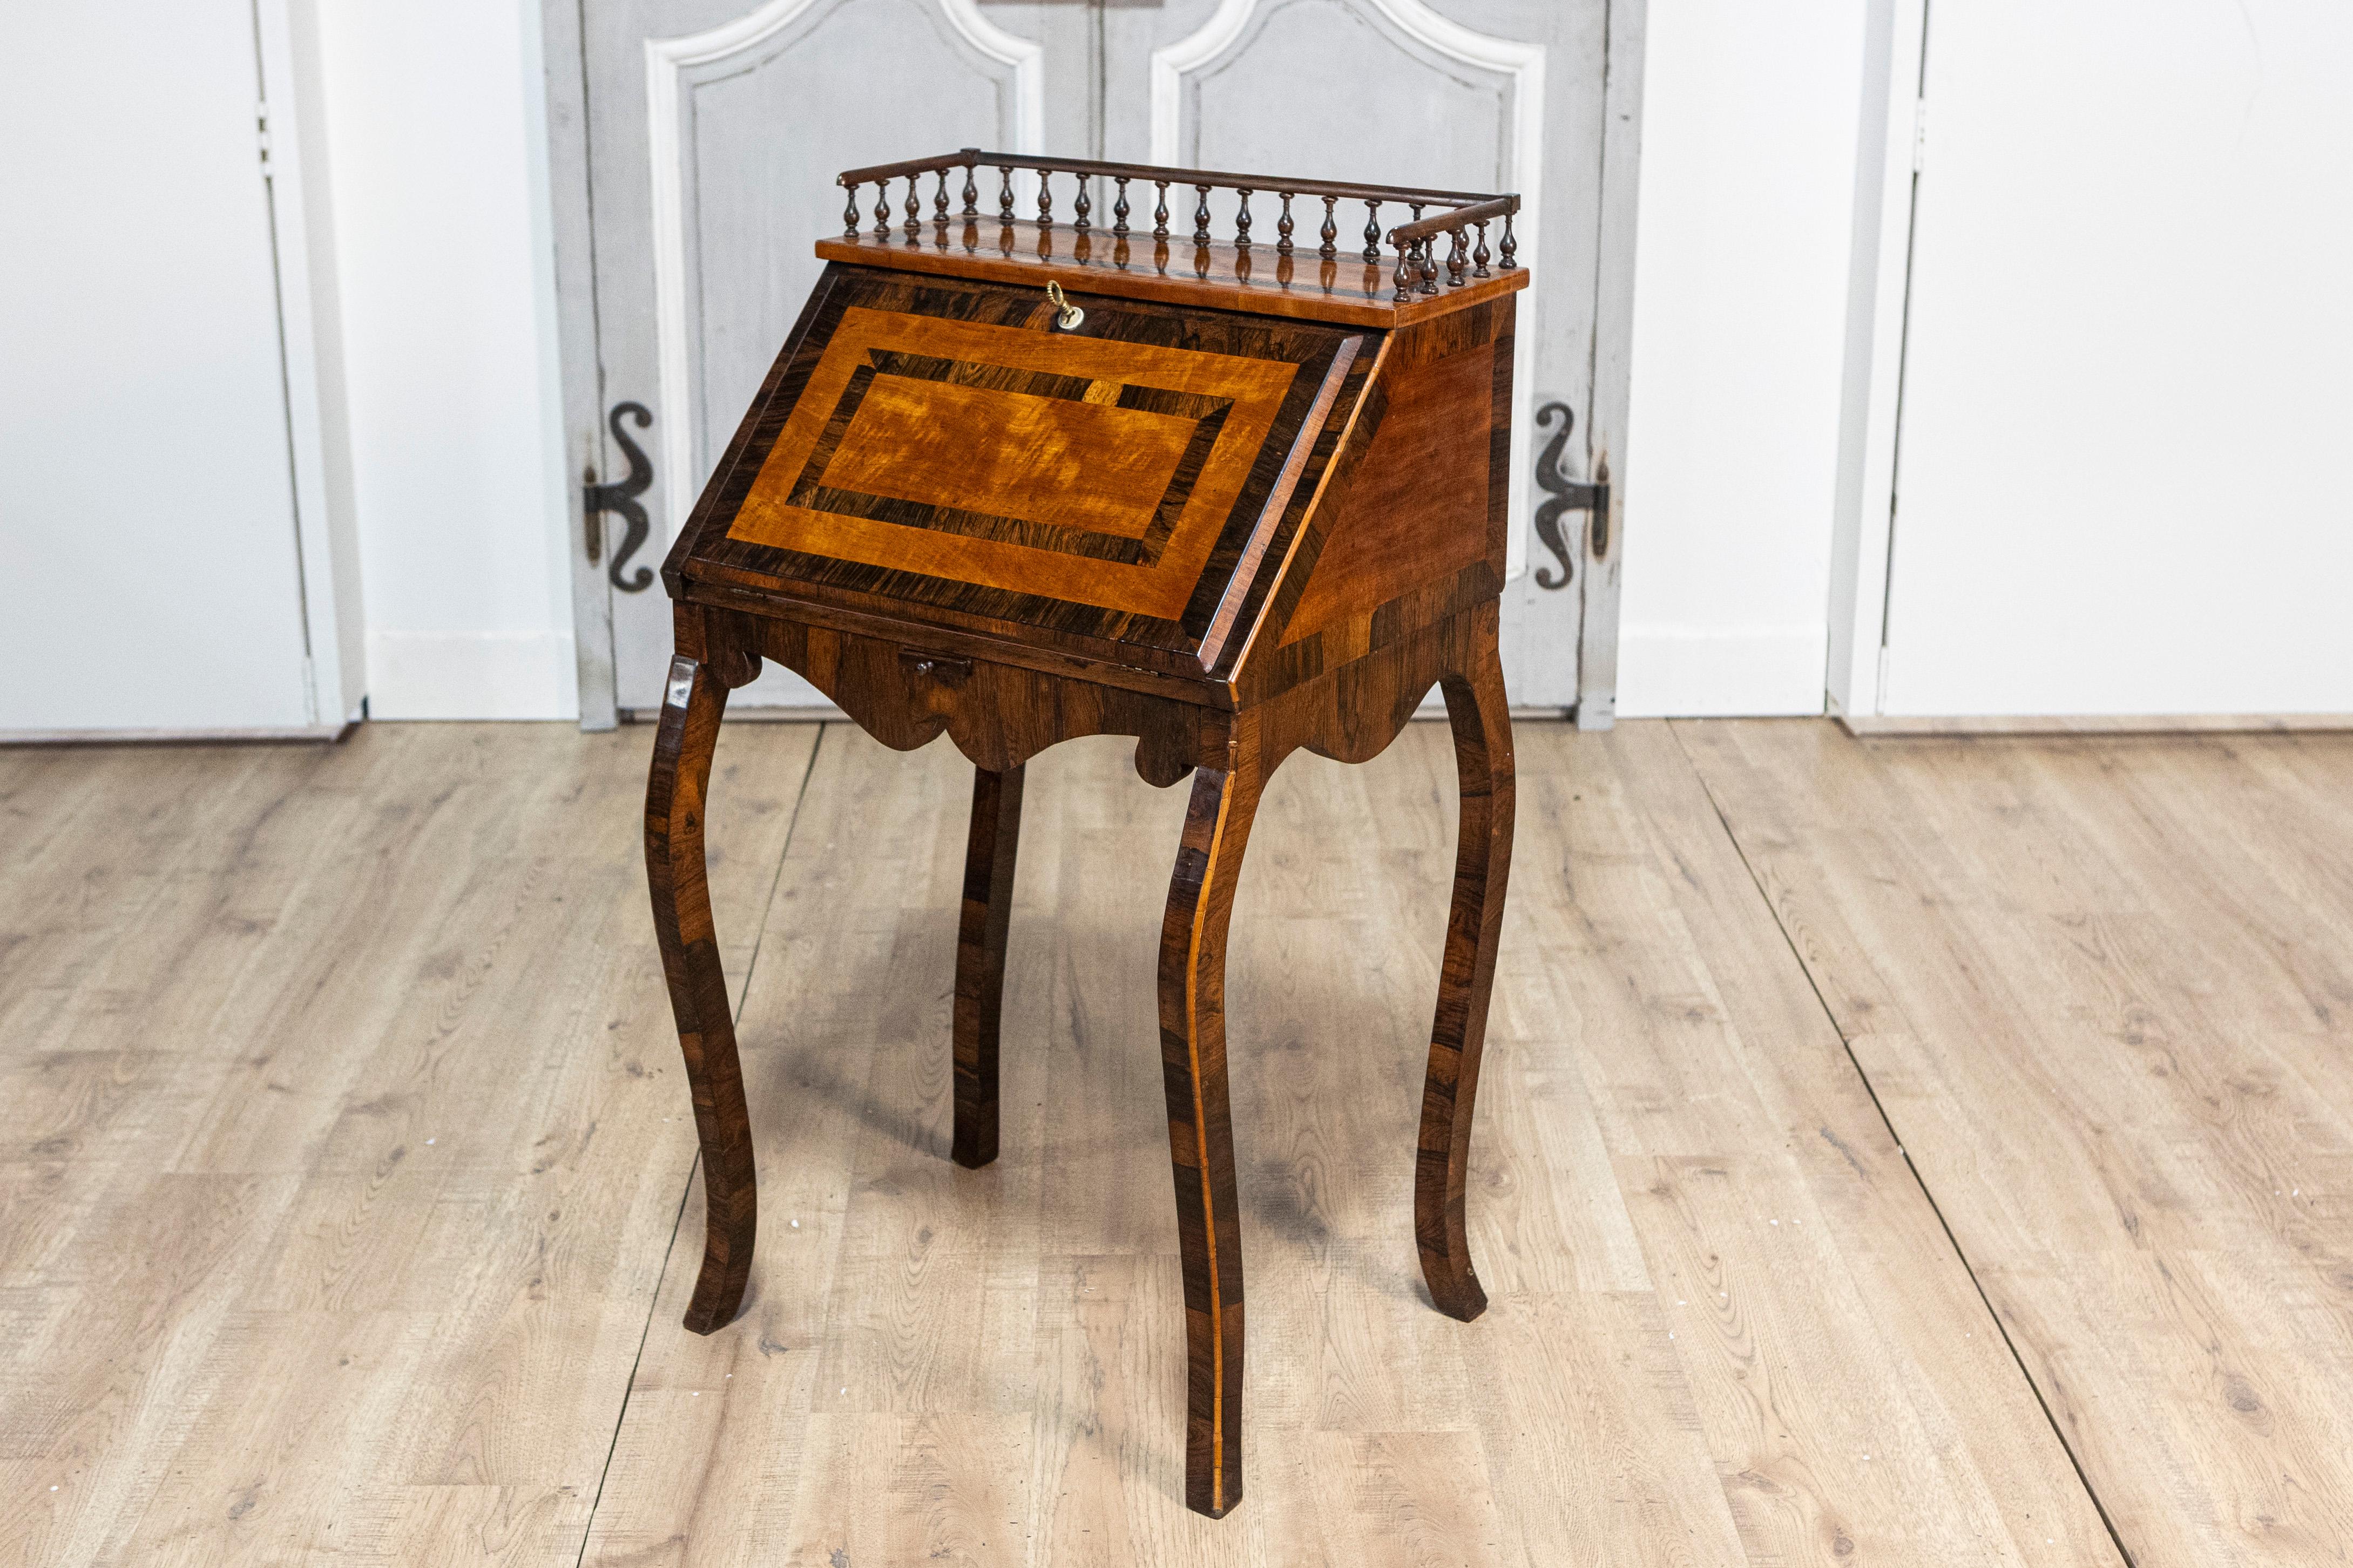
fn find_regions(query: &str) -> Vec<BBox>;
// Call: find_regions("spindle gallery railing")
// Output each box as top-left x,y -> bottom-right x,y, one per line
835,148 -> 1519,305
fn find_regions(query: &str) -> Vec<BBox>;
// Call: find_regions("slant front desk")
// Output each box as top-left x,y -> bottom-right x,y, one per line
645,151 -> 1528,1518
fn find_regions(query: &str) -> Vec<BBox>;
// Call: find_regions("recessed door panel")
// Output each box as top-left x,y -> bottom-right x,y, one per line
563,0 -> 1620,714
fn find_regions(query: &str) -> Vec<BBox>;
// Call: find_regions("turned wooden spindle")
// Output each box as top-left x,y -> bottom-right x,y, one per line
904,179 -> 923,242
961,163 -> 978,216
1473,221 -> 1491,277
1421,237 -> 1440,295
998,165 -> 1015,222
1037,167 -> 1055,228
1446,228 -> 1467,287
1363,200 -> 1383,262
934,171 -> 951,227
1073,175 -> 1092,234
1275,193 -> 1294,255
1393,235 -> 1416,302
1113,176 -> 1131,237
1153,180 -> 1171,240
1499,211 -> 1518,269
1193,185 -> 1213,246
843,182 -> 861,239
1234,188 -> 1254,249
1320,195 -> 1339,260
873,180 -> 893,241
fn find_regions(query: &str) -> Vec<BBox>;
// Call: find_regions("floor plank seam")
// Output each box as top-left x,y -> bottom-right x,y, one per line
569,724 -> 831,1567
1666,719 -> 2144,1568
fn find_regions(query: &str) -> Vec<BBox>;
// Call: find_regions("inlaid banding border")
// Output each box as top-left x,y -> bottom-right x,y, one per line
784,349 -> 1234,566
681,271 -> 1372,663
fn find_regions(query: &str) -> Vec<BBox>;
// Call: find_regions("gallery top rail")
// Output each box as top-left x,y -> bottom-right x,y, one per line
834,148 -> 1520,304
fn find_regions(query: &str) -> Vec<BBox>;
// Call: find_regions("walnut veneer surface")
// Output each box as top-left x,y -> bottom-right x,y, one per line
646,226 -> 1527,1517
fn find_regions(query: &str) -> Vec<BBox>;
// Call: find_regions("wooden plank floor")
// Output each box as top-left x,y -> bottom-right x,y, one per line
1,717 -> 2345,1566
0,724 -> 820,1566
1680,722 -> 2353,1568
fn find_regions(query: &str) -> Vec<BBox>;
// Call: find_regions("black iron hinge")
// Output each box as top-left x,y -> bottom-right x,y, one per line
1532,400 -> 1611,591
585,401 -> 655,593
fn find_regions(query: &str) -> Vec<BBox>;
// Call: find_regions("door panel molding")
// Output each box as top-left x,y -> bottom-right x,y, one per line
1150,0 -> 1543,581
1152,0 -> 1545,203
549,0 -> 1633,724
645,0 -> 1044,538
1824,0 -> 1927,723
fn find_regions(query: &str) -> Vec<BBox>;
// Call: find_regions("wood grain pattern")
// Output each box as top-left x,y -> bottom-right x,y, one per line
814,369 -> 1201,544
580,718 -> 2125,1563
725,303 -> 1302,618
1273,304 -> 1511,655
647,651 -> 753,1334
815,226 -> 1527,329
1416,614 -> 1513,1321
655,596 -> 1506,1518
678,268 -> 1375,670
1158,757 -> 1262,1517
671,267 -> 1522,716
17,722 -> 2318,1559
952,764 -> 1024,1170
0,720 -> 816,1566
1681,720 -> 2353,1568
746,612 -> 1228,785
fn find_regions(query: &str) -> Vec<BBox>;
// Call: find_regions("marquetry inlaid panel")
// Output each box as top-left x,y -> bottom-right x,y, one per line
679,269 -> 1374,667
729,307 -> 1292,614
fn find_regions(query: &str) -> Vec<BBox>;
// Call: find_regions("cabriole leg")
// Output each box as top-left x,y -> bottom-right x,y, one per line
646,653 -> 757,1334
1159,759 -> 1266,1517
952,764 -> 1024,1168
1416,620 -> 1516,1322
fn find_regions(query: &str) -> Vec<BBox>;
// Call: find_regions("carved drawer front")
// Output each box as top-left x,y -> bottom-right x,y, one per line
676,266 -> 1373,671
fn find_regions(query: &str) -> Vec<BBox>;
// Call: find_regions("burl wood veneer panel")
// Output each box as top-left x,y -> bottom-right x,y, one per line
678,268 -> 1374,670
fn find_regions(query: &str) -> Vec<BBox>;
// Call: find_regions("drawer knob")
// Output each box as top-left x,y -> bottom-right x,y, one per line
900,648 -> 973,686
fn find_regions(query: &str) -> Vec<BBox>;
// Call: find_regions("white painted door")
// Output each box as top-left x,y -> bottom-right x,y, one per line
0,1 -> 329,735
551,0 -> 1634,721
1872,1 -> 2353,717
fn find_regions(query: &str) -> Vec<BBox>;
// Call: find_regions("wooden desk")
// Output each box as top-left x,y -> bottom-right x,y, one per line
645,152 -> 1526,1517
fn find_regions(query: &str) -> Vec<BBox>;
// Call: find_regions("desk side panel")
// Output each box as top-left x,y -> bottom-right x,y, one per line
1229,297 -> 1514,702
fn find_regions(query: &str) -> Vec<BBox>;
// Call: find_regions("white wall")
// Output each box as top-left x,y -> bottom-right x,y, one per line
315,0 -> 576,720
1614,0 -> 1869,717
0,0 -> 328,735
1861,0 -> 2353,719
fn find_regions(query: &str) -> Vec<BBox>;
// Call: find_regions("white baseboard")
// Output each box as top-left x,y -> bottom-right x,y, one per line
1615,625 -> 1829,717
366,630 -> 579,721
0,722 -> 353,746
619,705 -> 1580,726
1840,711 -> 2353,737
618,703 -> 848,724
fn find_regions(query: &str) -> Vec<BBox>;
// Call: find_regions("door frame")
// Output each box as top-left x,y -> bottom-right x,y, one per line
1824,0 -> 1929,724
541,0 -> 618,730
540,0 -> 1646,731
1577,0 -> 1646,729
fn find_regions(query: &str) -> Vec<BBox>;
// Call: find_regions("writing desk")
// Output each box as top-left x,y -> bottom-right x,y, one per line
646,151 -> 1525,1517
